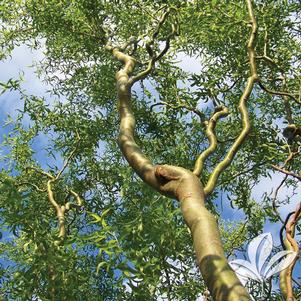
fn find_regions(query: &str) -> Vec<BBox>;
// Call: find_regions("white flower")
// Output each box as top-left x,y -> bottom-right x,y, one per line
229,232 -> 297,286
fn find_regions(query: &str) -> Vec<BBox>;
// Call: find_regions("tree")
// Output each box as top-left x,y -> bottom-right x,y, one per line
0,0 -> 300,300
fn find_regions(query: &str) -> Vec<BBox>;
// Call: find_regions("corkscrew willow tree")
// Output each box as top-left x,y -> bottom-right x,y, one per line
0,0 -> 300,300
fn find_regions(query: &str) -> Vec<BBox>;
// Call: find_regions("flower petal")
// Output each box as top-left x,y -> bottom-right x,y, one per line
263,251 -> 297,279
247,233 -> 272,271
257,234 -> 273,274
229,259 -> 261,281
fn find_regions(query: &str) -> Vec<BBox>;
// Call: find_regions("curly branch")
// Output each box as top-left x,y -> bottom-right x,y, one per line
204,0 -> 258,196
155,24 -> 177,62
130,10 -> 177,84
150,9 -> 170,42
24,167 -> 65,238
280,211 -> 295,249
47,179 -> 66,243
193,106 -> 229,177
280,202 -> 301,301
108,3 -> 253,299
282,144 -> 301,167
25,134 -> 82,244
110,49 -> 159,191
129,9 -> 171,84
68,189 -> 84,207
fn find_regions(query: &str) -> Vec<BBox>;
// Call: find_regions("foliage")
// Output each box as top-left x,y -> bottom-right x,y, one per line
0,0 -> 300,300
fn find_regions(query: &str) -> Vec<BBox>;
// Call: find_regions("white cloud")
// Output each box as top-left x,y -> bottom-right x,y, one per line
0,43 -> 47,117
175,52 -> 202,74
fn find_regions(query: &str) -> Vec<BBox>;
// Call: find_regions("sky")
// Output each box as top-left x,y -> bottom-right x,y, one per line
0,44 -> 65,170
0,44 -> 300,300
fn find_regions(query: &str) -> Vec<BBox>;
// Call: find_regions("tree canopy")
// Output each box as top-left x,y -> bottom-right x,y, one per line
0,0 -> 300,300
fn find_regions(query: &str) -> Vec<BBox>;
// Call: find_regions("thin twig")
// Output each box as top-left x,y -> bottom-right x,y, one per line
16,181 -> 46,192
255,49 -> 294,123
129,9 -> 177,84
150,101 -> 205,121
218,160 -> 269,186
272,176 -> 287,224
271,165 -> 301,181
56,131 -> 80,180
258,81 -> 301,105
26,166 -> 54,179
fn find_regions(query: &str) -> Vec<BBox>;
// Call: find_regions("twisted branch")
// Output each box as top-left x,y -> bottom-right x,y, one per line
193,106 -> 229,177
280,202 -> 301,301
130,10 -> 177,84
25,134 -> 83,244
47,179 -> 66,242
109,16 -> 251,301
272,175 -> 287,224
204,0 -> 258,196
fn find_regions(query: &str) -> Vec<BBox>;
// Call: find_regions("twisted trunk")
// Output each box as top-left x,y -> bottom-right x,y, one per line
112,48 -> 251,300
